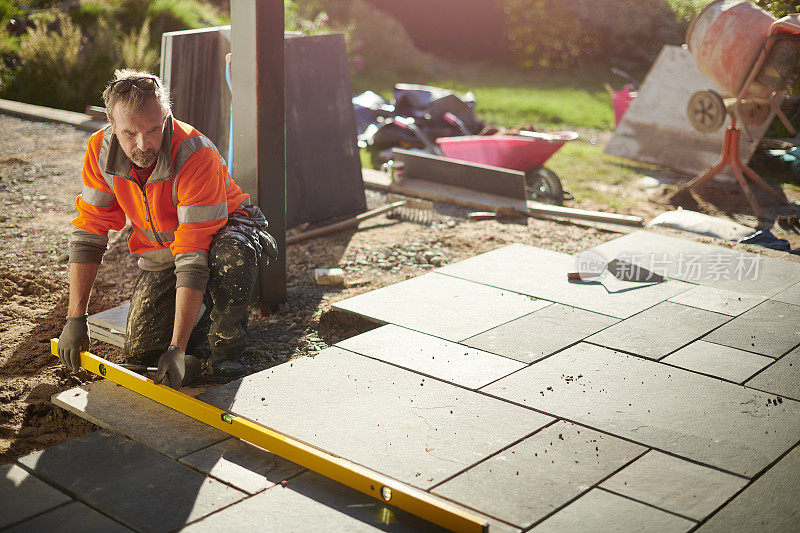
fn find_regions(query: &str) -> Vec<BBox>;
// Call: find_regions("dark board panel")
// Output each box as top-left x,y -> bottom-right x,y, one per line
393,148 -> 526,200
161,28 -> 231,161
162,30 -> 365,228
284,34 -> 366,227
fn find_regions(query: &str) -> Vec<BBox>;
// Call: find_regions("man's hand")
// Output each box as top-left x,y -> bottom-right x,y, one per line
154,345 -> 186,389
58,315 -> 90,371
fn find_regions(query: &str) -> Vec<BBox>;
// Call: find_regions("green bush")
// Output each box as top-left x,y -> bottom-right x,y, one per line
285,0 -> 436,82
502,0 -> 715,71
2,10 -> 89,109
756,0 -> 800,17
1,0 -> 229,111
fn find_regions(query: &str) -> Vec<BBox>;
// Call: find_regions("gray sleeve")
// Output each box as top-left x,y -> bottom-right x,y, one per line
174,250 -> 210,292
69,227 -> 108,264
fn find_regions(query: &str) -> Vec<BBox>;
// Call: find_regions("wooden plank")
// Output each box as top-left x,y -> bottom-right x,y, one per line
605,45 -> 780,179
0,98 -> 106,132
393,148 -> 526,200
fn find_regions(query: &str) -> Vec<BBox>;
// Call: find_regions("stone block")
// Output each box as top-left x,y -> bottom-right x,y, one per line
200,347 -> 553,487
463,304 -> 618,363
697,446 -> 800,532
587,231 -> 800,297
5,501 -> 132,533
179,437 -> 306,495
482,343 -> 800,476
668,285 -> 765,316
436,243 -> 691,319
600,450 -> 747,520
532,488 -> 694,532
586,302 -> 731,360
0,463 -> 71,529
703,300 -> 800,358
332,272 -> 549,341
433,421 -> 645,528
336,324 -> 525,389
745,345 -> 800,401
52,381 -> 228,459
662,340 -> 772,383
18,430 -> 247,532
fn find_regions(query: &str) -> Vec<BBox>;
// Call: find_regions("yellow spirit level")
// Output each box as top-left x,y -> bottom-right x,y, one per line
50,340 -> 488,532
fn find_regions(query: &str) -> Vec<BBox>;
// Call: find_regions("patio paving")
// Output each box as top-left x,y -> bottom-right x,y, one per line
7,232 -> 799,531
661,340 -> 773,383
584,301 -> 731,360
462,303 -> 618,363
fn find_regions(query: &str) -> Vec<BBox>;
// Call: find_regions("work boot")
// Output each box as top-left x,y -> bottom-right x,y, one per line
213,358 -> 247,384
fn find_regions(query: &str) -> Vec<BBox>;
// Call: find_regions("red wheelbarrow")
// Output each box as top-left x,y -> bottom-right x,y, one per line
436,130 -> 578,204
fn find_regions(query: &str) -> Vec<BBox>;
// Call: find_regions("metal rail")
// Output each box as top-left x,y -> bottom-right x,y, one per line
50,340 -> 488,532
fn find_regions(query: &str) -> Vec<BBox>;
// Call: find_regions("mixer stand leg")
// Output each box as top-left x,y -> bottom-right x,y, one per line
685,123 -> 784,219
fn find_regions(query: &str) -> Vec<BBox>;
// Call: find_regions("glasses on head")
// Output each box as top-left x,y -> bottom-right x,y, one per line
108,76 -> 160,94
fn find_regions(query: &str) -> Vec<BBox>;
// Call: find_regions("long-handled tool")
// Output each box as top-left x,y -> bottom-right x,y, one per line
287,197 -> 434,245
50,340 -> 487,532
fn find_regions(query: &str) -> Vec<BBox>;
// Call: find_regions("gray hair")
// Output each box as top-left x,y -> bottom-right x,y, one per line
102,69 -> 172,123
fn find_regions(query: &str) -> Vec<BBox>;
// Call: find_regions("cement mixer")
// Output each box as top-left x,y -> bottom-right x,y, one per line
686,0 -> 800,138
679,0 -> 798,219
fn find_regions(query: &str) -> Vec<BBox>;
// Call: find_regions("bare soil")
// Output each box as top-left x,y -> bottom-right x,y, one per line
2,112 -> 799,464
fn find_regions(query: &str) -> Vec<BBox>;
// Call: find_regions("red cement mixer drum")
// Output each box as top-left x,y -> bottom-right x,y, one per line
687,0 -> 775,99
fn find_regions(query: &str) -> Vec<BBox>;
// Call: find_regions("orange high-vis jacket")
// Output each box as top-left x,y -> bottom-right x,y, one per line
70,118 -> 250,291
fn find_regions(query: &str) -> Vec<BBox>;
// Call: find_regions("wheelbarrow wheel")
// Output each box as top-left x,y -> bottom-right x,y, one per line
525,167 -> 564,205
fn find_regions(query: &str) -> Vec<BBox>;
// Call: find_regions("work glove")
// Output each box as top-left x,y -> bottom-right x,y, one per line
154,345 -> 186,390
57,315 -> 90,372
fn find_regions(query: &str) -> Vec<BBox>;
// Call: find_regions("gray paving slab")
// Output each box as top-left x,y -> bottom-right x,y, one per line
0,463 -> 71,529
703,299 -> 800,358
182,470 -> 447,532
332,272 -> 549,341
462,303 -> 619,363
436,243 -> 692,319
531,488 -> 694,532
18,429 -> 247,533
179,437 -> 306,495
745,345 -> 800,401
667,285 -> 765,316
697,445 -> 800,533
662,341 -> 773,383
600,450 -> 747,520
5,501 -> 132,533
482,343 -> 800,477
432,420 -> 645,528
199,347 -> 554,488
771,281 -> 800,306
587,230 -> 800,297
586,302 -> 731,360
336,324 -> 526,389
52,381 -> 229,459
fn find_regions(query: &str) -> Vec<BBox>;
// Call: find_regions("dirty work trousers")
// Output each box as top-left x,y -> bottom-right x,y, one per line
124,205 -> 271,366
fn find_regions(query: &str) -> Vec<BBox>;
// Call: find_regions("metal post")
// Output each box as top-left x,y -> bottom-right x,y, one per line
231,0 -> 286,312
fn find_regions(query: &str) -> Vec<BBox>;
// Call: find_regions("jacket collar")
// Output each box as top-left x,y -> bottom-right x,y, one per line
104,117 -> 174,182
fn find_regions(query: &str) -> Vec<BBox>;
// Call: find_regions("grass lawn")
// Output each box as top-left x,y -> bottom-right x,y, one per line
352,62 -> 627,131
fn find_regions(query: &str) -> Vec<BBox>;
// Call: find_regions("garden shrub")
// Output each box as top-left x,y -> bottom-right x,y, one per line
503,0 -> 691,71
1,0 -> 228,111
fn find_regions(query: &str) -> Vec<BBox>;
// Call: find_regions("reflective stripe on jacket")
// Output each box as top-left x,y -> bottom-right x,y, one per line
70,118 -> 250,291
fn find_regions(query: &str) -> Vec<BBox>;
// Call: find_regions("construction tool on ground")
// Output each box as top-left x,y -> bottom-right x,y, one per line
568,257 -> 665,283
677,0 -> 798,218
286,197 -> 434,245
49,340 -> 488,532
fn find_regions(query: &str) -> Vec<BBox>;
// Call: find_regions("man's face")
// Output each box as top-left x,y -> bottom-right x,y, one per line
110,98 -> 167,169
